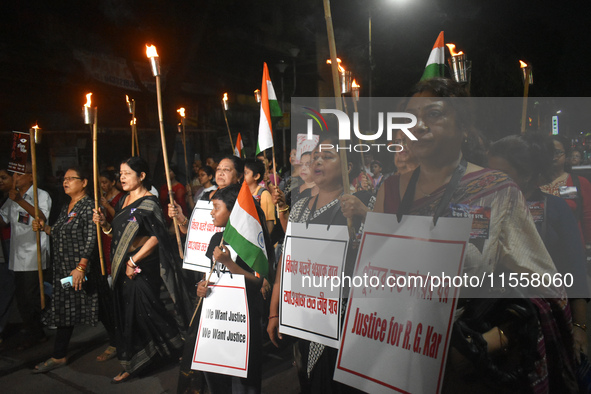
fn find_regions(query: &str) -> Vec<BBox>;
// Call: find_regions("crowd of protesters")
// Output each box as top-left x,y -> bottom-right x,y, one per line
1,77 -> 590,393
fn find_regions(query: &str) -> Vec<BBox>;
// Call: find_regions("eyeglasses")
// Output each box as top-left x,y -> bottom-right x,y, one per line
554,150 -> 565,158
63,177 -> 82,182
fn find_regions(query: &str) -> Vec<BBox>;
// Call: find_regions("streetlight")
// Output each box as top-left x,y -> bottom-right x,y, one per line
289,47 -> 300,96
368,0 -> 406,97
368,5 -> 373,98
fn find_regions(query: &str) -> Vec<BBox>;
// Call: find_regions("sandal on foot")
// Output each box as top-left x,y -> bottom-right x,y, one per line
33,358 -> 66,374
111,371 -> 133,384
96,346 -> 117,362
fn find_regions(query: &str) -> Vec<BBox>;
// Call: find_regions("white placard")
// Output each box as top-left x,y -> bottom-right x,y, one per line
279,222 -> 349,348
334,213 -> 472,394
191,273 -> 250,378
183,200 -> 224,272
296,133 -> 319,162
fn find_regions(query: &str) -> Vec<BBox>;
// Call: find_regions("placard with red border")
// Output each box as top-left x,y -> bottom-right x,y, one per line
334,213 -> 472,393
192,273 -> 250,378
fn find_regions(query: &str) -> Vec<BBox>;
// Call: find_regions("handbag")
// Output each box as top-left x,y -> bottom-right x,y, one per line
451,293 -> 539,388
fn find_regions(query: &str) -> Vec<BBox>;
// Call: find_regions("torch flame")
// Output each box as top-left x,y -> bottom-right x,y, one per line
326,58 -> 345,72
146,44 -> 158,58
223,93 -> 228,102
130,118 -> 136,126
352,79 -> 360,89
519,60 -> 528,68
446,43 -> 464,57
84,93 -> 92,108
126,95 -> 129,103
177,107 -> 186,118
32,124 -> 40,130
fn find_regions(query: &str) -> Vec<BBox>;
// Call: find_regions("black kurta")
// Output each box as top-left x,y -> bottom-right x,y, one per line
45,195 -> 99,326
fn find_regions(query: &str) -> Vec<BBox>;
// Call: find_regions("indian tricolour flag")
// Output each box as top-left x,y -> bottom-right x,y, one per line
234,132 -> 244,158
420,31 -> 445,81
256,62 -> 282,155
223,182 -> 269,278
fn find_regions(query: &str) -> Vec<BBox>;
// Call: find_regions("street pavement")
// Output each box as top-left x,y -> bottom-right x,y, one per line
0,322 -> 300,393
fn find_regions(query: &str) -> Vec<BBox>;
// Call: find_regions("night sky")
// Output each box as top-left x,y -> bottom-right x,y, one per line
1,0 -> 590,134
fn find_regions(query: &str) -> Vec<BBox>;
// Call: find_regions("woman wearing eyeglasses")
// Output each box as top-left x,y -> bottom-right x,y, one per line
541,135 -> 591,252
31,167 -> 100,373
169,156 -> 243,231
374,79 -> 575,392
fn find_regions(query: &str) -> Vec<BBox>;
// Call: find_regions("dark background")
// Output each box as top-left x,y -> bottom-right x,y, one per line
1,0 -> 590,181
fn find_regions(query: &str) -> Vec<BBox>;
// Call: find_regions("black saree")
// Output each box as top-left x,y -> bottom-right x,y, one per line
110,195 -> 191,374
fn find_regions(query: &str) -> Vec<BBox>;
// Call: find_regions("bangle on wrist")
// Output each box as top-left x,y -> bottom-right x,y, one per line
574,322 -> 587,332
498,327 -> 508,352
277,205 -> 289,213
75,265 -> 86,273
129,256 -> 137,267
180,217 -> 189,227
268,315 -> 278,320
102,225 -> 112,234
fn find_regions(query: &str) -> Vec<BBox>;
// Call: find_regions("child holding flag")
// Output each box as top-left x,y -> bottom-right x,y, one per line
196,183 -> 274,393
244,159 -> 275,234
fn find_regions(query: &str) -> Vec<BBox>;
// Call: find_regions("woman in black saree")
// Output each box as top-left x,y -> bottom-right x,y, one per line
93,157 -> 190,383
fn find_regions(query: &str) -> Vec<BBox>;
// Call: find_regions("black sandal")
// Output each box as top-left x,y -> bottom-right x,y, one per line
111,371 -> 133,384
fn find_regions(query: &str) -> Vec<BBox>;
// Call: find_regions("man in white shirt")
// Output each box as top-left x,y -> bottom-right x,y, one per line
0,164 -> 51,348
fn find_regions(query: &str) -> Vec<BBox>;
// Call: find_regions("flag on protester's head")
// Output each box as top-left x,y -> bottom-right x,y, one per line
223,182 -> 269,278
234,133 -> 244,158
256,62 -> 282,155
420,31 -> 445,81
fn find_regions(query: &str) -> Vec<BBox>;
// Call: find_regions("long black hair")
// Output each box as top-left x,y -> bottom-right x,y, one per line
549,134 -> 572,173
121,156 -> 152,190
100,169 -> 117,183
199,165 -> 215,186
221,155 -> 244,180
488,132 -> 554,188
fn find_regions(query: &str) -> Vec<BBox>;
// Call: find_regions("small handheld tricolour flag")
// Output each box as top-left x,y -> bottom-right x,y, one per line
234,133 -> 244,158
420,31 -> 445,81
256,62 -> 282,155
223,182 -> 269,278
